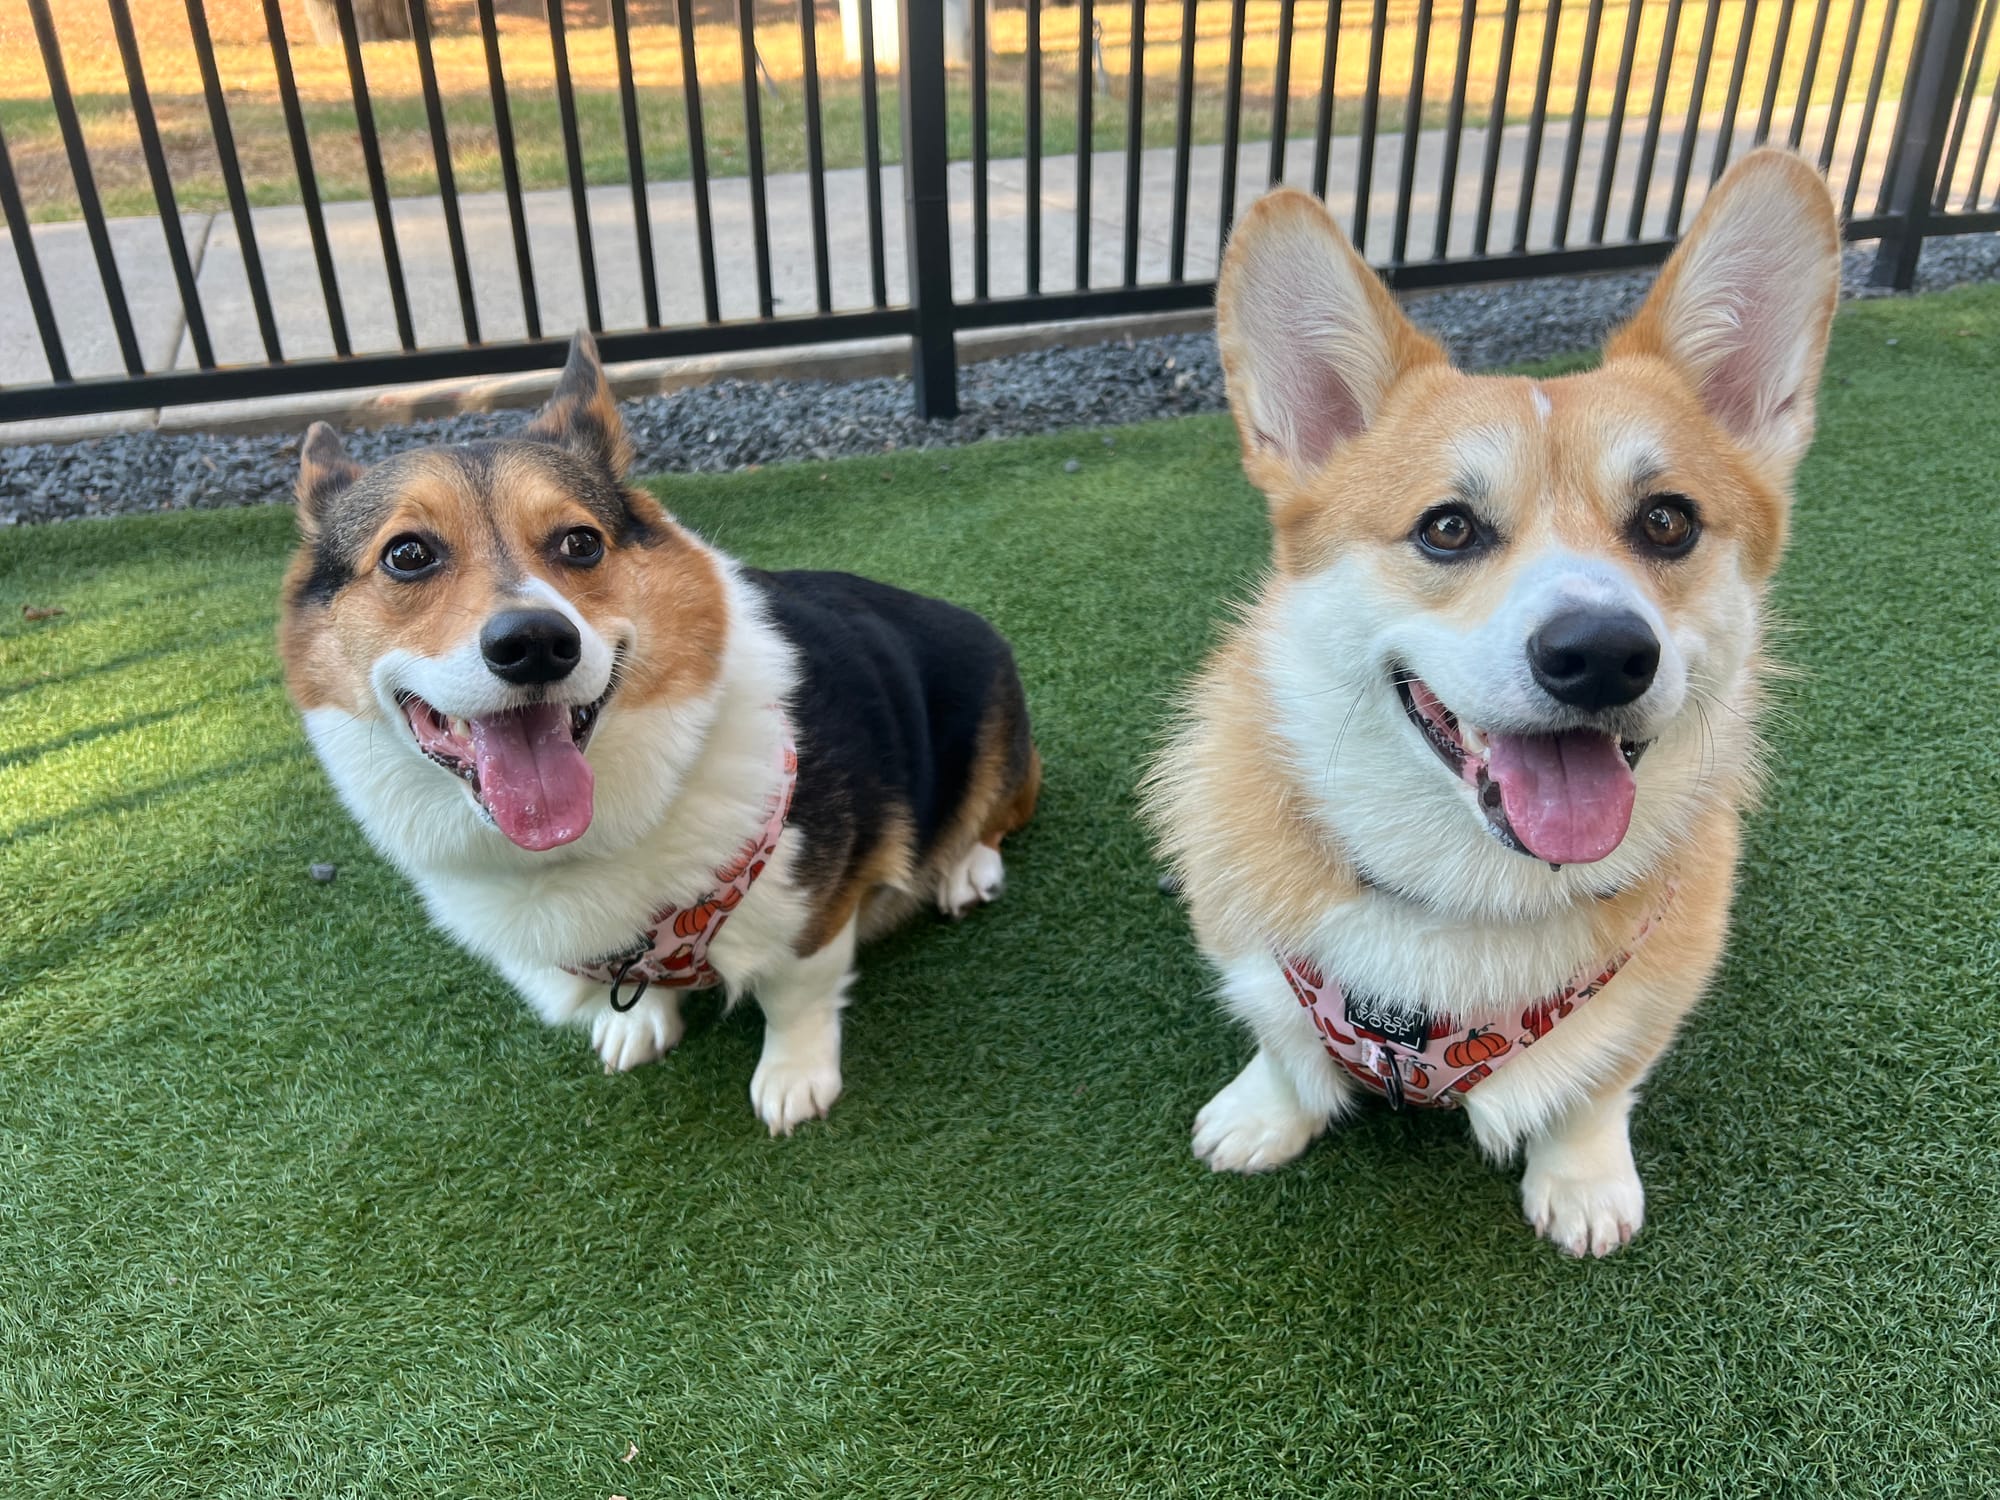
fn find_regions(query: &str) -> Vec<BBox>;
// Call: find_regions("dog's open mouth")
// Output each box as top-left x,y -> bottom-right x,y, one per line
1394,671 -> 1647,867
399,680 -> 611,852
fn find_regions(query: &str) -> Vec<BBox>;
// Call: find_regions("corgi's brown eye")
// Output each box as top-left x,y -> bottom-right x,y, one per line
1636,496 -> 1699,555
556,526 -> 604,565
1416,506 -> 1482,557
381,535 -> 440,577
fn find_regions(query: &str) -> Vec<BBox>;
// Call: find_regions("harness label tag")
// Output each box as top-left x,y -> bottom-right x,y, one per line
1343,988 -> 1431,1051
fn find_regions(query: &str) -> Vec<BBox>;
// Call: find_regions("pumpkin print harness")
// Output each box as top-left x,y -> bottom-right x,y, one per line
1279,887 -> 1675,1109
567,714 -> 798,1009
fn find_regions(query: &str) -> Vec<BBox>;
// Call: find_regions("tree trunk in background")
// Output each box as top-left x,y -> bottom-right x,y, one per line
302,0 -> 414,45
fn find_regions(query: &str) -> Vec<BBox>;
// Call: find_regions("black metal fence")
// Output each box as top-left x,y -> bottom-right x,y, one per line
0,0 -> 1995,424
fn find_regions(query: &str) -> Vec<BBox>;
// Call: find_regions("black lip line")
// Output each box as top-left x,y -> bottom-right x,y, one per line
1390,666 -> 1651,865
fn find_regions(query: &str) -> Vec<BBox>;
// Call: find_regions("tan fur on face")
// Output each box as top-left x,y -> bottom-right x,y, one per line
279,445 -> 725,726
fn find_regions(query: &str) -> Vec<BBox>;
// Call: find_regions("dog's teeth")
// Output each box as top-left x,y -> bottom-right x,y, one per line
449,716 -> 470,739
1461,725 -> 1487,755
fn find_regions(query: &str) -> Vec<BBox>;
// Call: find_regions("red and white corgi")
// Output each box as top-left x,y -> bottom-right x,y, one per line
279,336 -> 1039,1134
1144,149 -> 1840,1254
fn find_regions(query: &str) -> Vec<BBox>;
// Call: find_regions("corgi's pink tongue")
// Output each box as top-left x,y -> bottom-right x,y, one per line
469,704 -> 594,851
1485,729 -> 1635,865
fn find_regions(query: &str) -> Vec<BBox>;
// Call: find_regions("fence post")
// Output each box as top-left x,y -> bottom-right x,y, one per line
1869,0 -> 1979,289
898,0 -> 960,418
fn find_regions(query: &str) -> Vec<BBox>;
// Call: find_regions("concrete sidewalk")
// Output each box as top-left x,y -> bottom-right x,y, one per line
1,96 -> 1934,435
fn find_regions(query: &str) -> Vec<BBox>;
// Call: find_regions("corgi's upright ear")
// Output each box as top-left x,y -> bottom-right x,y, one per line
523,331 -> 633,479
1607,148 -> 1841,485
1215,189 -> 1448,496
295,421 -> 364,536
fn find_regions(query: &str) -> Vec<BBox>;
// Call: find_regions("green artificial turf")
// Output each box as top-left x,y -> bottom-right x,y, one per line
3,286 -> 1998,1497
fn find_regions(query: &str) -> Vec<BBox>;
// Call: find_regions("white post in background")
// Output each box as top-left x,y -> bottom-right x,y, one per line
840,0 -> 974,68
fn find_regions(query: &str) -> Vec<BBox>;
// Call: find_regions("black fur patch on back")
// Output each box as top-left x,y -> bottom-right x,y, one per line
748,569 -> 1031,901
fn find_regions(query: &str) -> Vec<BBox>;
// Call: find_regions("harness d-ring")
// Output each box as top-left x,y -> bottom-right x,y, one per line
607,956 -> 650,1014
1382,1053 -> 1407,1112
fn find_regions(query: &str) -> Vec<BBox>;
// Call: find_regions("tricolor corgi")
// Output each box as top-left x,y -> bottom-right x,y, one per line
279,335 -> 1040,1134
1144,149 -> 1840,1254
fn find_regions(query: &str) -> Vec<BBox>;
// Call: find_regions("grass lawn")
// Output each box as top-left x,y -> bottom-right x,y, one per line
0,0 -> 1952,222
2,285 -> 1997,1495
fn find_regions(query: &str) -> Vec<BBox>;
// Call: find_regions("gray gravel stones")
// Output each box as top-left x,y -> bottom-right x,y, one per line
4,232 -> 1994,528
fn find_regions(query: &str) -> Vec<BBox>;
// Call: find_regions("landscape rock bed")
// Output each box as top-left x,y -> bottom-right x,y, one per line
4,234 -> 1994,527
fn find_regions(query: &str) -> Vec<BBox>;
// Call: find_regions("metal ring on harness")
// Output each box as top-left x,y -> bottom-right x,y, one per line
607,956 -> 650,1014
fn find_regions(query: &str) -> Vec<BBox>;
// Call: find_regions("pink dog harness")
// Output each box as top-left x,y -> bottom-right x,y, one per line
1279,888 -> 1674,1109
567,715 -> 798,1009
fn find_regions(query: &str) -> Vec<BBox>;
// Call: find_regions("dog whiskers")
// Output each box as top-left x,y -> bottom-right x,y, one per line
1318,684 -> 1372,800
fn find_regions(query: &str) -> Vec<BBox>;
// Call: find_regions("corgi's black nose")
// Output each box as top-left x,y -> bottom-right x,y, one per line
481,609 -> 581,685
1529,608 -> 1659,710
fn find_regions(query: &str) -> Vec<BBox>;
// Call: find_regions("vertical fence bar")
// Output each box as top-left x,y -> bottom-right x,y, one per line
547,0 -> 604,331
1965,29 -> 2000,204
1271,0 -> 1298,184
1392,0 -> 1435,262
1028,0 -> 1044,292
1934,0 -> 1996,203
1871,0 -> 1979,284
1511,0 -> 1564,252
611,0 -> 662,328
0,121 -> 69,383
1627,0 -> 1686,238
262,0 -> 349,356
858,0 -> 889,308
336,0 -> 416,349
1220,0 -> 1250,251
1474,0 -> 1522,253
1077,0 -> 1096,286
410,0 -> 480,344
1708,0 -> 1762,181
900,0 -> 959,416
1313,0 -> 1345,199
734,0 -> 775,318
26,0 -> 142,375
1355,0 -> 1390,249
972,0 -> 990,299
1818,0 -> 1875,171
1551,0 -> 1601,247
1588,0 -> 1647,242
105,0 -> 212,368
1432,0 -> 1479,259
1754,0 -> 1800,142
1124,0 -> 1147,285
1666,0 -> 1722,230
475,0 -> 540,337
186,0 -> 283,362
1171,0 -> 1198,273
1787,0 -> 1835,148
672,0 -> 721,323
1846,0 -> 1903,216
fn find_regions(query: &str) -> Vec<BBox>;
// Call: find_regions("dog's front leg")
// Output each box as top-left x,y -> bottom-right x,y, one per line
503,961 -> 686,1074
1518,1083 -> 1646,1258
1193,954 -> 1354,1173
747,917 -> 856,1136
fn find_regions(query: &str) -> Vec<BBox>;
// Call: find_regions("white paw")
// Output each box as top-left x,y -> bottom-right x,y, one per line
590,995 -> 684,1074
937,843 -> 1005,918
1192,1052 -> 1325,1174
1521,1156 -> 1646,1258
750,1029 -> 843,1137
